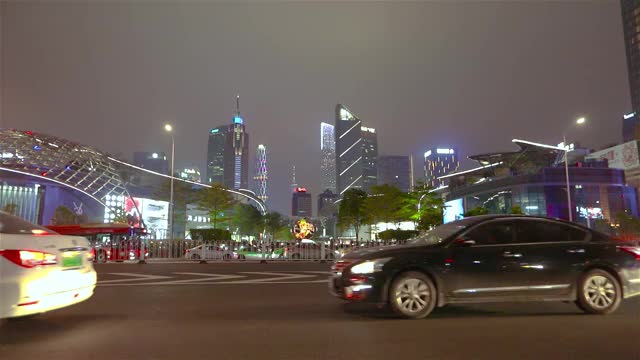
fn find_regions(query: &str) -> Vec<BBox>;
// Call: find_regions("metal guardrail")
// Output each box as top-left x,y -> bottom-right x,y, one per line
93,239 -> 409,263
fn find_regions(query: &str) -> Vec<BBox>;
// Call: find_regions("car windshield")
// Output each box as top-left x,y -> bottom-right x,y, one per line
407,217 -> 484,246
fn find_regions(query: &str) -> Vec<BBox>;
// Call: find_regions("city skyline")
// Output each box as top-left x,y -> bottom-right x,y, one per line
2,2 -> 629,214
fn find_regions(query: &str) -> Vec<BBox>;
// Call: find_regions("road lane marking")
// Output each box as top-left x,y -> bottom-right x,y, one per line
99,273 -> 173,284
97,271 -> 327,286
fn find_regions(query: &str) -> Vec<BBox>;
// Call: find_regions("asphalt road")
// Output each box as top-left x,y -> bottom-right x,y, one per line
1,262 -> 639,360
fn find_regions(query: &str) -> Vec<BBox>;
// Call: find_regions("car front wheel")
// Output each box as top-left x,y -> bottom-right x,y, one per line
389,271 -> 436,319
576,269 -> 622,315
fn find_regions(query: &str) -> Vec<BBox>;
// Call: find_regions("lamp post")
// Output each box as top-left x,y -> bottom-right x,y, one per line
165,124 -> 175,239
563,117 -> 586,223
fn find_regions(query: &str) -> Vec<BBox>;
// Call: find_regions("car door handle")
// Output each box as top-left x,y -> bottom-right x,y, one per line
502,251 -> 523,258
566,248 -> 585,254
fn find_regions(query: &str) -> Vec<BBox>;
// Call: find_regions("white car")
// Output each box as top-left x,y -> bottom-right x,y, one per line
0,212 -> 97,319
184,244 -> 235,260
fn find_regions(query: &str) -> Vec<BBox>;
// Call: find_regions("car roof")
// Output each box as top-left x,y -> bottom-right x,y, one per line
463,214 -> 592,230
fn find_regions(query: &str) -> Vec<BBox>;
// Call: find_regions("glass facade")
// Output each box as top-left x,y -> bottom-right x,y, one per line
0,183 -> 43,223
448,167 -> 638,227
335,104 -> 378,195
622,0 -> 640,121
377,155 -> 411,192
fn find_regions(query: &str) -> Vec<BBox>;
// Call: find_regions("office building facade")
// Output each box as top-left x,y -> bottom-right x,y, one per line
378,155 -> 411,192
206,95 -> 250,189
133,152 -> 169,175
623,1 -> 640,114
361,127 -> 378,191
292,187 -> 312,217
253,144 -> 268,203
334,104 -> 378,195
424,148 -> 459,188
320,122 -> 337,193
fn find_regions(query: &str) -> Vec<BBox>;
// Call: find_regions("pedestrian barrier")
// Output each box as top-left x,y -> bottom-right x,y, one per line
93,239 -> 409,263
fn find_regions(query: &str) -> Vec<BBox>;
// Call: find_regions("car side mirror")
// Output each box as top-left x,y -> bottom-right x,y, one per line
453,238 -> 476,247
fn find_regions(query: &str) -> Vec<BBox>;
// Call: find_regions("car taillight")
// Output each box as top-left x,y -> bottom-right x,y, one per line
0,249 -> 58,268
620,246 -> 640,260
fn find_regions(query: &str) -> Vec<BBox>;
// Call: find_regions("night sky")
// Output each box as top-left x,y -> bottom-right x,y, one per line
1,1 -> 630,214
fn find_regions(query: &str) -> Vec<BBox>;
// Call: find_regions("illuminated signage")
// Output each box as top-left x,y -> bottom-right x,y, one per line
361,126 -> 376,133
295,187 -> 307,193
152,153 -> 158,159
292,218 -> 316,240
424,150 -> 432,158
624,112 -> 636,120
437,148 -> 455,154
211,128 -> 219,134
234,116 -> 244,124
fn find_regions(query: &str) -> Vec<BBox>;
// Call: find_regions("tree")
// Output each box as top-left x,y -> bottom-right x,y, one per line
337,188 -> 370,242
231,203 -> 263,238
189,228 -> 231,241
464,206 -> 489,217
363,184 -> 414,228
197,183 -> 236,229
411,181 -> 445,231
2,203 -> 17,215
52,205 -> 76,225
510,205 -> 523,215
263,211 -> 285,239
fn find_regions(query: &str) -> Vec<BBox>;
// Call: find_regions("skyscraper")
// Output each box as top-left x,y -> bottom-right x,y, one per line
320,122 -> 337,193
622,1 -> 640,115
335,104 -> 378,195
253,144 -> 268,203
133,152 -> 169,174
292,187 -> 312,217
378,155 -> 411,192
361,126 -> 378,191
206,95 -> 250,189
424,148 -> 460,188
622,1 -> 640,141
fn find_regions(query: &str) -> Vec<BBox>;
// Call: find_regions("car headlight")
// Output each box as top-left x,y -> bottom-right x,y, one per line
350,258 -> 392,274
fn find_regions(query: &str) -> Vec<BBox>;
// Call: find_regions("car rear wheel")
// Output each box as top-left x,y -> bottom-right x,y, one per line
389,271 -> 436,319
576,269 -> 621,315
191,254 -> 201,260
291,253 -> 301,260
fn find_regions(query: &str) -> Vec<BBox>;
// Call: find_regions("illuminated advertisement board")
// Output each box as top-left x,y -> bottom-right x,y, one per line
585,141 -> 640,170
443,199 -> 464,224
292,218 -> 316,240
119,197 -> 169,237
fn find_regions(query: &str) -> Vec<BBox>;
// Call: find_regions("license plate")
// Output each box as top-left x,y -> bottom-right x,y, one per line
62,251 -> 83,268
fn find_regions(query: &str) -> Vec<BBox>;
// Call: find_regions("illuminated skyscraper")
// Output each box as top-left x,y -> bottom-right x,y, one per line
320,122 -> 337,193
253,144 -> 268,203
335,104 -> 378,195
361,126 -> 378,191
292,187 -> 312,217
424,148 -> 459,188
206,95 -> 250,189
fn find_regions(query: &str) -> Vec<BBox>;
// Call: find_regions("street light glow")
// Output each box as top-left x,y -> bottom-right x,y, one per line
576,117 -> 586,125
164,124 -> 173,132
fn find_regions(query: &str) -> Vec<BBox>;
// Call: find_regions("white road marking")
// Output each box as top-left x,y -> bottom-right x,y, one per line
143,272 -> 246,285
97,271 -> 327,286
99,273 -> 173,284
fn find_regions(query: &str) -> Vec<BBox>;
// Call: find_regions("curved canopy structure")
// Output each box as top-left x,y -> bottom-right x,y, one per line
0,129 -> 266,214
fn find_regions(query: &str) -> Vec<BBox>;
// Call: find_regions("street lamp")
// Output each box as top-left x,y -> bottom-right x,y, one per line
563,117 -> 586,222
165,123 -> 175,239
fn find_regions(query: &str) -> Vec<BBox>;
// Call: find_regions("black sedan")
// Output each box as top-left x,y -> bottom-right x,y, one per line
330,215 -> 640,319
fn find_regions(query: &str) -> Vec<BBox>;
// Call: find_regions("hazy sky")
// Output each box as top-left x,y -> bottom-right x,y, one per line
1,1 -> 630,214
